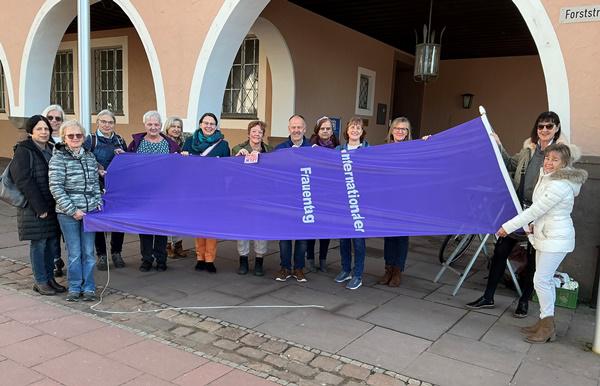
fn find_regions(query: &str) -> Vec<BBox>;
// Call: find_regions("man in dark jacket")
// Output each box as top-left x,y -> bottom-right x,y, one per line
273,114 -> 311,283
11,115 -> 64,295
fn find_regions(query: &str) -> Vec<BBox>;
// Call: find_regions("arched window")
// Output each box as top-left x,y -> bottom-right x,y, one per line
222,35 -> 259,118
0,64 -> 6,113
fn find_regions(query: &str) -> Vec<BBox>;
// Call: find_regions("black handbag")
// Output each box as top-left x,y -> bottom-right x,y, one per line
0,151 -> 32,208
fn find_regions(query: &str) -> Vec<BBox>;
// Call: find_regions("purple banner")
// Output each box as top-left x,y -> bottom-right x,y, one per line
85,117 -> 518,239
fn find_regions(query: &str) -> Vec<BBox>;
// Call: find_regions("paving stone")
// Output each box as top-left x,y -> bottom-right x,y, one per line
511,360 -> 597,386
241,333 -> 268,347
217,351 -> 248,365
286,361 -> 318,378
155,309 -> 179,320
196,320 -> 222,332
270,369 -> 300,384
310,355 -> 342,372
122,373 -> 175,386
209,369 -> 276,386
171,326 -> 193,337
342,381 -> 365,386
315,371 -> 345,385
215,326 -> 247,341
67,326 -> 145,355
0,359 -> 44,385
367,373 -> 406,386
265,354 -> 290,368
214,338 -> 241,351
261,340 -> 288,354
284,347 -> 316,363
173,361 -> 233,386
448,312 -> 497,340
170,313 -> 202,328
35,314 -> 107,339
340,364 -> 371,380
237,346 -> 267,360
187,330 -> 218,345
247,361 -> 274,373
0,334 -> 77,367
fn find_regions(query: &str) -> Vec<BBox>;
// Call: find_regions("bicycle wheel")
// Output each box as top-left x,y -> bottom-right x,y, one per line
438,234 -> 476,264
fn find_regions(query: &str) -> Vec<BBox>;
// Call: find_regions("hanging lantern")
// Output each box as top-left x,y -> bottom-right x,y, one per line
414,0 -> 445,83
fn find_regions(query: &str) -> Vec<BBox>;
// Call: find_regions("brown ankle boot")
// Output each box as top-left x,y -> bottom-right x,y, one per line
520,318 -> 541,335
525,316 -> 555,343
388,267 -> 402,287
378,265 -> 392,285
166,242 -> 175,258
174,240 -> 187,257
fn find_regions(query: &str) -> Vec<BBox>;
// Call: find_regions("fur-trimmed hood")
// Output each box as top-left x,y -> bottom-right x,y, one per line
550,167 -> 588,196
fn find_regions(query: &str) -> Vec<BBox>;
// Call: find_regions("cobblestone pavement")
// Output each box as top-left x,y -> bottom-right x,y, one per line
0,198 -> 598,386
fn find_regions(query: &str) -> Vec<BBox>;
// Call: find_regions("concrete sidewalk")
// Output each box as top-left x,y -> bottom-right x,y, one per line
0,287 -> 276,386
0,198 -> 598,386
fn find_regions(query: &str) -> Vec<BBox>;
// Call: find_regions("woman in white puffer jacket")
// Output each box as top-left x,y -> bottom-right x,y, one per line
498,143 -> 587,344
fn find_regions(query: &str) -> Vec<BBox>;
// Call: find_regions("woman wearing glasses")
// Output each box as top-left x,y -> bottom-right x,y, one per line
42,104 -> 66,277
49,120 -> 102,302
306,116 -> 340,273
378,117 -> 414,287
182,113 -> 230,273
84,110 -> 127,271
466,111 -> 568,318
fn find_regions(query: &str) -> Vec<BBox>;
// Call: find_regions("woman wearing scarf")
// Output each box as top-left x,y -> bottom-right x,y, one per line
182,113 -> 230,273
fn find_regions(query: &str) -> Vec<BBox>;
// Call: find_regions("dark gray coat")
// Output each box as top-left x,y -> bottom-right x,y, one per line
10,138 -> 60,241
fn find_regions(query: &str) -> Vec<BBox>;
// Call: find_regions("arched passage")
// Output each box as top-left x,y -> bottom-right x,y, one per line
17,0 -> 166,119
0,43 -> 16,114
512,0 -> 570,140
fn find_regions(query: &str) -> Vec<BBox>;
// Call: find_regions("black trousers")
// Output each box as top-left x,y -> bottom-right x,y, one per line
95,232 -> 124,256
483,236 -> 535,303
306,239 -> 331,260
139,234 -> 167,264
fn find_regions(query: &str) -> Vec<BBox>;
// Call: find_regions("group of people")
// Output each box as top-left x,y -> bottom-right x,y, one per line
11,105 -> 586,343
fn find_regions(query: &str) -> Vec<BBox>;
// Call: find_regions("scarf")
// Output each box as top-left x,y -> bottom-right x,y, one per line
317,138 -> 335,148
190,129 -> 224,154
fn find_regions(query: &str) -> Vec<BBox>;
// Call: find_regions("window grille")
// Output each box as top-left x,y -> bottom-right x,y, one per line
222,36 -> 259,118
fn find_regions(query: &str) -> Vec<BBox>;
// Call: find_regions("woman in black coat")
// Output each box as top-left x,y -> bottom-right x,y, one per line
10,115 -> 64,295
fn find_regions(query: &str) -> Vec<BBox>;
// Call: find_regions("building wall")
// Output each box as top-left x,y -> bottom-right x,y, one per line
420,56 -> 548,155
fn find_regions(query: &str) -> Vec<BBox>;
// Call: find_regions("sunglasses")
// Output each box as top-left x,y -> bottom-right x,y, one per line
537,123 -> 555,130
47,115 -> 63,122
65,133 -> 84,140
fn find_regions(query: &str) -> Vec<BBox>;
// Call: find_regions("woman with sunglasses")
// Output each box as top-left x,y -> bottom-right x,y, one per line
306,116 -> 340,273
42,104 -> 66,277
466,111 -> 568,318
49,120 -> 102,302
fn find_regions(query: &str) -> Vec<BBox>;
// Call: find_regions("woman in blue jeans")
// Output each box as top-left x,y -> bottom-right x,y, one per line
335,117 -> 369,290
379,117 -> 414,287
49,120 -> 102,302
11,115 -> 64,295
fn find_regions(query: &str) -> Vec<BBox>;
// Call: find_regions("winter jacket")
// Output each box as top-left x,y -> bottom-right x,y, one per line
231,140 -> 272,155
502,166 -> 588,253
500,136 -> 568,195
83,132 -> 127,170
274,136 -> 311,150
127,132 -> 180,153
49,143 -> 102,216
10,138 -> 60,241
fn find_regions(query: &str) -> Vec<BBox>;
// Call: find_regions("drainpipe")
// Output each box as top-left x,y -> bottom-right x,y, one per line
594,246 -> 600,354
78,0 -> 91,134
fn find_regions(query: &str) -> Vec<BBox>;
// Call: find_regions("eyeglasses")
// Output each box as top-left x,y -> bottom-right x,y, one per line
47,115 -> 62,122
65,133 -> 84,140
98,119 -> 114,125
201,121 -> 216,127
537,123 -> 555,130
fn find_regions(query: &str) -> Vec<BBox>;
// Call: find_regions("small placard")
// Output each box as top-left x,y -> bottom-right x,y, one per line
244,153 -> 259,164
560,5 -> 600,23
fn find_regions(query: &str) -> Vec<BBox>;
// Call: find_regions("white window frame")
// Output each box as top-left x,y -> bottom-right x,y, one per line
57,36 -> 129,124
355,66 -> 376,116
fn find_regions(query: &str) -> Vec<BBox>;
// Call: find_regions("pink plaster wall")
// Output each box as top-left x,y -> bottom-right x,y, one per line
420,56 -> 548,154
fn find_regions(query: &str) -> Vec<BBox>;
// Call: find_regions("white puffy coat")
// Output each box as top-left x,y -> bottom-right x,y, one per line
502,167 -> 587,253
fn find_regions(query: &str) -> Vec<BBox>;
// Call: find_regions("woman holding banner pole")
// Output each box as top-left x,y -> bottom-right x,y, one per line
467,111 -> 567,318
378,117 -> 413,287
335,117 -> 369,290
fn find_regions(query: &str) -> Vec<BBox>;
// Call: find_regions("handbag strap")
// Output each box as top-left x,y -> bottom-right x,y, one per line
200,139 -> 223,157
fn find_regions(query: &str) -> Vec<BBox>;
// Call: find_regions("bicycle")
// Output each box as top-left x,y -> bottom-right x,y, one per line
438,233 -> 490,265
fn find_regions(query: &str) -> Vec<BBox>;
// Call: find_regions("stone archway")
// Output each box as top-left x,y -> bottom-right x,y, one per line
17,0 -> 166,119
513,0 -> 571,139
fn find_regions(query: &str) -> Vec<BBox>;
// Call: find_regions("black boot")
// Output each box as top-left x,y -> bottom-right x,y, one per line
254,257 -> 264,276
97,255 -> 108,271
47,278 -> 67,293
514,300 -> 528,318
238,256 -> 249,275
54,258 -> 65,277
319,258 -> 327,273
33,283 -> 56,296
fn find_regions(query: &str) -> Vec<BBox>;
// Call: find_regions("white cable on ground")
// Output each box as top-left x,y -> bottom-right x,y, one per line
90,256 -> 324,314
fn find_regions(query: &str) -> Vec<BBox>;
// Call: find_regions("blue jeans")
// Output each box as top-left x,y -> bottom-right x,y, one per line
340,238 -> 366,277
279,240 -> 307,270
383,236 -> 409,271
57,214 -> 96,293
30,237 -> 58,284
